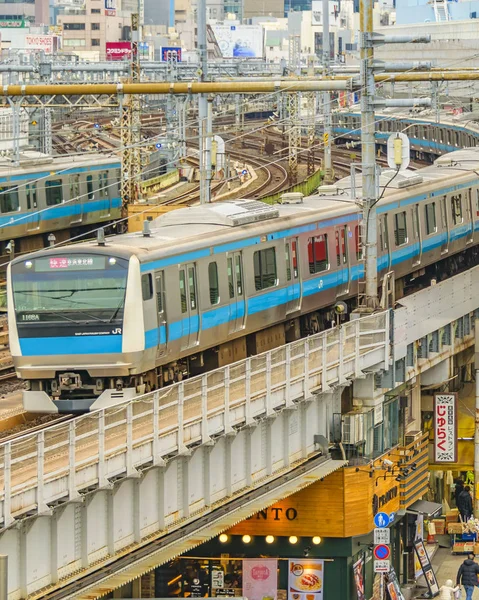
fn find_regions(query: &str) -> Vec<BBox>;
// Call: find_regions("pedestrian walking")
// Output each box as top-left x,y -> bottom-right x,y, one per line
438,578 -> 459,600
455,479 -> 465,508
456,553 -> 479,600
458,486 -> 473,523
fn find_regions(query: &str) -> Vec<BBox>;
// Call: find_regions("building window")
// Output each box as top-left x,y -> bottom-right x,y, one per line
63,39 -> 86,46
45,180 -> 62,206
91,38 -> 100,46
253,247 -> 277,291
394,211 -> 408,246
64,22 -> 85,30
91,8 -> 101,13
0,186 -> 19,213
307,235 -> 329,273
91,22 -> 100,30
425,202 -> 437,235
208,262 -> 219,305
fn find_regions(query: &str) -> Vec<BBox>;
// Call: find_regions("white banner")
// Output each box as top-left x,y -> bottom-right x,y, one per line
243,559 -> 278,600
434,393 -> 457,462
211,25 -> 263,58
25,34 -> 53,54
288,559 -> 324,600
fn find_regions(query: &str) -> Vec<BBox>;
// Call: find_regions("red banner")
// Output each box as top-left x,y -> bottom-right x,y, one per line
106,42 -> 131,61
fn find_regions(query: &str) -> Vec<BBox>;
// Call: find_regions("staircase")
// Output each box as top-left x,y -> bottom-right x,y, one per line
433,0 -> 450,22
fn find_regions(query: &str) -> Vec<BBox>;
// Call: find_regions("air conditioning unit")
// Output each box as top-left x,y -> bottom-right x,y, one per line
342,413 -> 365,445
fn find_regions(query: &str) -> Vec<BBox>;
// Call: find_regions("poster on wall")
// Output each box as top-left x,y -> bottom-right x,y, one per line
414,515 -> 424,579
386,568 -> 405,600
211,25 -> 264,58
353,556 -> 365,600
413,539 -> 439,596
243,559 -> 278,600
288,559 -> 324,600
434,393 -> 457,462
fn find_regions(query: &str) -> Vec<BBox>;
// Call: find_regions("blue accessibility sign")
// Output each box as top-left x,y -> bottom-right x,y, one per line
389,513 -> 396,524
373,512 -> 390,528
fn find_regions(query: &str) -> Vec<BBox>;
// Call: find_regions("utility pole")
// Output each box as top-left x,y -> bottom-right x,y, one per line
197,0 -> 210,203
475,321 -> 479,517
322,0 -> 333,183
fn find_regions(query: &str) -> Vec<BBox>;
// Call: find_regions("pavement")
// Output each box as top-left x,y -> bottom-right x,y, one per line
413,547 -> 479,598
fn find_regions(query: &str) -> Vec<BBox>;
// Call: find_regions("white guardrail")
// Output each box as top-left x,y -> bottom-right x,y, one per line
0,311 -> 389,528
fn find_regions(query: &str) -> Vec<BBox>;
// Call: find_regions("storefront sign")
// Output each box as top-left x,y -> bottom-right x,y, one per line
288,560 -> 324,600
247,508 -> 298,521
243,559 -> 278,600
413,539 -> 439,596
25,34 -> 53,54
0,19 -> 25,27
434,393 -> 457,462
106,41 -> 132,60
353,556 -> 365,600
105,0 -> 116,15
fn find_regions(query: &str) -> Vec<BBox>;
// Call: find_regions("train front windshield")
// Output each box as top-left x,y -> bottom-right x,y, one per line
12,254 -> 128,324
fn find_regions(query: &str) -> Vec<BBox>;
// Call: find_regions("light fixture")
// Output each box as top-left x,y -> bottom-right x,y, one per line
242,535 -> 252,544
219,534 -> 228,543
25,260 -> 32,269
312,536 -> 322,545
108,257 -> 117,265
265,535 -> 275,544
289,536 -> 298,544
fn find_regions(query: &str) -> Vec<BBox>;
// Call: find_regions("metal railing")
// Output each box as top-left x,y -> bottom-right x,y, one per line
0,311 -> 389,527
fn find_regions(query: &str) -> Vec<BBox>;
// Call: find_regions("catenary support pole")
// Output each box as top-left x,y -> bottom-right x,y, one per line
197,0 -> 209,204
322,0 -> 333,183
474,321 -> 479,516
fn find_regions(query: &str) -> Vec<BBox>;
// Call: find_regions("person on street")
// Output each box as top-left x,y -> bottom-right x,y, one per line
458,486 -> 473,522
456,553 -> 479,600
455,479 -> 465,508
439,578 -> 459,600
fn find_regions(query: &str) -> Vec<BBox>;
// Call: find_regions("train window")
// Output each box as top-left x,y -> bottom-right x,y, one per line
451,194 -> 463,225
0,186 -> 19,213
440,196 -> 448,228
476,190 -> 479,216
45,180 -> 62,206
141,273 -> 153,301
380,215 -> 389,250
179,270 -> 187,313
208,262 -> 219,305
285,244 -> 292,281
188,267 -> 197,310
335,228 -> 347,265
253,247 -> 277,291
235,255 -> 243,296
86,175 -> 94,201
412,204 -> 419,239
26,183 -> 37,210
425,202 -> 437,235
70,174 -> 80,200
227,258 -> 234,298
285,241 -> 299,280
102,171 -> 109,197
394,211 -> 408,246
308,235 -> 329,273
354,225 -> 362,260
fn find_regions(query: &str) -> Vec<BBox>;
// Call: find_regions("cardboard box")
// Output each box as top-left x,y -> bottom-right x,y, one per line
448,523 -> 464,534
433,519 -> 446,535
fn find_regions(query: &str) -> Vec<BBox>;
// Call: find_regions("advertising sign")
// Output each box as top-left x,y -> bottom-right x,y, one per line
414,515 -> 424,579
106,41 -> 132,61
434,393 -> 457,462
386,568 -> 405,600
211,25 -> 263,59
311,1 -> 340,26
25,34 -> 53,54
414,539 -> 439,596
243,559 -> 277,600
0,19 -> 25,28
161,46 -> 182,62
288,559 -> 324,600
105,0 -> 116,15
353,556 -> 365,600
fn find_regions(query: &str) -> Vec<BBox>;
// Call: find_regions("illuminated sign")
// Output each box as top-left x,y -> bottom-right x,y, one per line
434,393 -> 457,462
35,256 -> 106,271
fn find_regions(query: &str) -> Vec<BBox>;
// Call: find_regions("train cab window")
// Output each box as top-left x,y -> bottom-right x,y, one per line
394,211 -> 408,246
308,235 -> 329,273
253,247 -> 277,291
208,262 -> 219,305
425,202 -> 437,235
86,175 -> 94,201
451,194 -> 463,225
0,186 -> 19,213
70,174 -> 80,200
26,183 -> 37,210
354,225 -> 363,260
188,267 -> 197,310
179,270 -> 187,313
141,273 -> 153,301
45,180 -> 63,206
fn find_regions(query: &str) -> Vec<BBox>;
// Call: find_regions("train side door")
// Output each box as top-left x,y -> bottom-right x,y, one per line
227,252 -> 246,333
285,237 -> 301,313
26,183 -> 40,231
411,203 -> 422,267
440,196 -> 449,254
100,171 -> 111,218
379,214 -> 391,271
466,189 -> 474,244
155,271 -> 167,358
335,225 -> 350,296
179,264 -> 200,351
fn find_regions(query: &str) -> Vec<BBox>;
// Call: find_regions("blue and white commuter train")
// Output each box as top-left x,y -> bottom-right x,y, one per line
0,152 -> 121,255
7,148 -> 479,413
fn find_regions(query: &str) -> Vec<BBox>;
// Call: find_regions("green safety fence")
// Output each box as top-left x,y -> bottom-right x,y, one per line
260,168 -> 323,205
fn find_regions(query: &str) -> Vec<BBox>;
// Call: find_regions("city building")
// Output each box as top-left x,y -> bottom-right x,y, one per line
396,0 -> 479,24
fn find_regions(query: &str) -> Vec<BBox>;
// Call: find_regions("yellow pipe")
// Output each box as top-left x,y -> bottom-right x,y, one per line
375,72 -> 479,82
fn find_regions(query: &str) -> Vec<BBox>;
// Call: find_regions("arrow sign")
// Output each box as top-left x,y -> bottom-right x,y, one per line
373,544 -> 391,561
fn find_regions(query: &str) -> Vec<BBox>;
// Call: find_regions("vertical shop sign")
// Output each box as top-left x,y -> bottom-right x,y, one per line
434,393 -> 457,462
243,559 -> 278,600
288,559 -> 324,600
413,539 -> 439,596
353,556 -> 365,600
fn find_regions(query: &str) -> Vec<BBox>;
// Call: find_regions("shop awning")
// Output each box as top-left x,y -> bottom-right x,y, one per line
406,500 -> 442,517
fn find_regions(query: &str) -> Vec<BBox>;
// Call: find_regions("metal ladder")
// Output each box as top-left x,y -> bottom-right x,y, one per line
433,0 -> 450,22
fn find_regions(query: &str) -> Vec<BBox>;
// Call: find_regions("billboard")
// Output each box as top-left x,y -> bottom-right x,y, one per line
434,393 -> 457,462
311,1 -> 340,26
288,559 -> 324,600
161,46 -> 182,62
105,0 -> 116,15
25,34 -> 53,54
106,41 -> 132,61
211,24 -> 263,58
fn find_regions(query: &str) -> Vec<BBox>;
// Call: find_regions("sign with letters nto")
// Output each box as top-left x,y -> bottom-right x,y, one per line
434,393 -> 457,463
